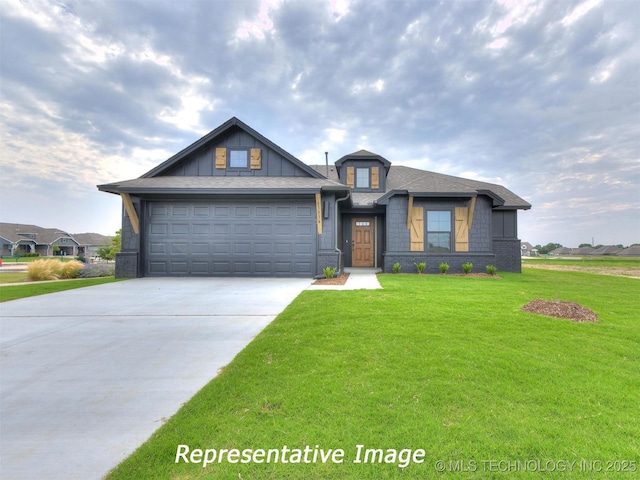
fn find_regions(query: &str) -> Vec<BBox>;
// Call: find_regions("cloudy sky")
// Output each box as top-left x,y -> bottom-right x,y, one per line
1,0 -> 638,247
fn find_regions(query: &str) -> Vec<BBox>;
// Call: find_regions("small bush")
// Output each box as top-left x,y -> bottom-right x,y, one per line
27,259 -> 83,281
78,264 -> 115,278
392,262 -> 402,273
20,252 -> 41,258
323,266 -> 336,279
414,262 -> 426,274
439,262 -> 450,274
486,265 -> 497,276
462,262 -> 473,274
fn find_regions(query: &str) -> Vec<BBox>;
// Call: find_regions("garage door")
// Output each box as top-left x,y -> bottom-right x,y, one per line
145,200 -> 317,276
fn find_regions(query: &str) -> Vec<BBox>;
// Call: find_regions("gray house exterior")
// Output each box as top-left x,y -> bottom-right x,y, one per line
98,117 -> 531,278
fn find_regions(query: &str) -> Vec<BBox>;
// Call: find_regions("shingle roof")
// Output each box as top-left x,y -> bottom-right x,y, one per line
98,176 -> 348,195
617,246 -> 640,256
72,233 -> 112,246
0,223 -> 77,245
310,164 -> 530,209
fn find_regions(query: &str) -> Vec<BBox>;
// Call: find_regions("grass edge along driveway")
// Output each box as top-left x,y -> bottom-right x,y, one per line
106,269 -> 639,479
0,277 -> 122,302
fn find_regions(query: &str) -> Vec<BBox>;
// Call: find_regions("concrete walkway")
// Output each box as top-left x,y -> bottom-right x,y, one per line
0,277 -> 310,480
306,267 -> 382,290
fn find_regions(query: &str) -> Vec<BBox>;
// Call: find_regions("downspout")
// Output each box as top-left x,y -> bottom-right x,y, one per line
334,190 -> 350,274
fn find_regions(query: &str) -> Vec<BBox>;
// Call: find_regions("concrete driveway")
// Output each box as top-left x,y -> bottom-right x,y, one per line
0,277 -> 310,480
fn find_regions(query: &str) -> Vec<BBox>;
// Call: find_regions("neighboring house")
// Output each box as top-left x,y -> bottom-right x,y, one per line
618,246 -> 640,256
521,242 -> 538,256
98,117 -> 531,278
0,223 -> 79,256
550,247 -> 574,256
73,233 -> 113,258
573,246 -> 597,255
593,245 -> 621,255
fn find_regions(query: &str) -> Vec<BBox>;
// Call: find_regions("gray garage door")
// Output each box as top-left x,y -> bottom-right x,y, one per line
145,200 -> 317,276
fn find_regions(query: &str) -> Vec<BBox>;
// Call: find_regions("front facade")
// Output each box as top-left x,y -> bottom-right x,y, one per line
99,117 -> 531,278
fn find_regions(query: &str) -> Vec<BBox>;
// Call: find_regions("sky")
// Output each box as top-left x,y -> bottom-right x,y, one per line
1,0 -> 638,247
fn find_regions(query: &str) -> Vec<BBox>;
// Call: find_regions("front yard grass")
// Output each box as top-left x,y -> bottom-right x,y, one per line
0,277 -> 121,302
106,269 -> 639,479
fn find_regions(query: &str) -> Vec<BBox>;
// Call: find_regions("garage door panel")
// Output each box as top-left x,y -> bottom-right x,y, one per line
146,200 -> 316,277
193,224 -> 210,235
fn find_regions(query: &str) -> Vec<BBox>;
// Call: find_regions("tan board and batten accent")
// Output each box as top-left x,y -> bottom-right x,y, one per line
250,148 -> 261,169
315,193 -> 323,234
346,166 -> 355,188
454,198 -> 476,252
408,197 -> 424,252
121,193 -> 140,234
454,207 -> 469,252
371,166 -> 379,189
215,148 -> 227,169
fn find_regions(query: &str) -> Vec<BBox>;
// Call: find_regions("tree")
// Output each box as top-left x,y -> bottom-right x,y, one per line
96,229 -> 121,261
535,243 -> 563,254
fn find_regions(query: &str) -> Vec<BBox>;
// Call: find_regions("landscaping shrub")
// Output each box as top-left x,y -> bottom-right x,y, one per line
27,259 -> 83,281
392,262 -> 401,273
439,262 -> 450,274
486,264 -> 497,276
462,262 -> 473,274
322,266 -> 336,279
78,264 -> 115,278
414,262 -> 426,274
20,252 -> 40,258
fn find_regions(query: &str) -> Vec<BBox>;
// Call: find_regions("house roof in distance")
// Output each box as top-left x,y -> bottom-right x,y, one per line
0,223 -> 110,246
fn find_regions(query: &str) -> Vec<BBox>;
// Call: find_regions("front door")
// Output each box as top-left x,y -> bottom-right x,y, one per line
352,218 -> 374,267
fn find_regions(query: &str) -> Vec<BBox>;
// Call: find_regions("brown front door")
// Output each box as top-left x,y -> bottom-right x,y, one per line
352,218 -> 374,267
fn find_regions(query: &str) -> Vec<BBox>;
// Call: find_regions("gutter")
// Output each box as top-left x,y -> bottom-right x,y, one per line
334,190 -> 351,275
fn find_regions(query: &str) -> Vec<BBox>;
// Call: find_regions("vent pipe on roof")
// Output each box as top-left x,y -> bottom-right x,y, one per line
325,151 -> 329,178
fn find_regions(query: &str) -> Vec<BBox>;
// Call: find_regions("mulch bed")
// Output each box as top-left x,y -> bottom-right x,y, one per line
312,273 -> 350,285
522,299 -> 599,322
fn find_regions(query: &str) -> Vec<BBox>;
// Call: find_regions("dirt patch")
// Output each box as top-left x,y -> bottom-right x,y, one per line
522,299 -> 599,322
312,273 -> 350,285
523,264 -> 640,279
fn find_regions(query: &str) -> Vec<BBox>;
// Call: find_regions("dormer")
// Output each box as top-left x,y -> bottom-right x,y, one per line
334,150 -> 391,192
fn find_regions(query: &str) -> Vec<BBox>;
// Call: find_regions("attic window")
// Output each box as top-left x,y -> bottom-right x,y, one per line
356,168 -> 370,188
229,150 -> 249,168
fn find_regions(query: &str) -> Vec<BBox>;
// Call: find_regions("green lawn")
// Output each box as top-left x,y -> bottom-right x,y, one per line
0,277 -> 121,302
523,255 -> 640,268
105,269 -> 640,479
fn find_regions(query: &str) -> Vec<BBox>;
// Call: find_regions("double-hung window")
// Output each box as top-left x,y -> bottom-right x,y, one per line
426,211 -> 452,253
355,168 -> 370,188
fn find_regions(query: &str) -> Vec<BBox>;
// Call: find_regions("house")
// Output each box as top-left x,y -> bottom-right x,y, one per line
0,223 -> 79,257
73,233 -> 113,258
98,117 -> 531,278
618,246 -> 640,256
593,245 -> 621,255
520,242 -> 538,256
0,223 -> 111,258
550,247 -> 574,256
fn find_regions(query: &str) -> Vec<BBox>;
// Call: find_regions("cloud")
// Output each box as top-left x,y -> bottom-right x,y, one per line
0,0 -> 638,245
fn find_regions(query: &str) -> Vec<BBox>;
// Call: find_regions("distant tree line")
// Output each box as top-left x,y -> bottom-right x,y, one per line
534,242 -> 638,254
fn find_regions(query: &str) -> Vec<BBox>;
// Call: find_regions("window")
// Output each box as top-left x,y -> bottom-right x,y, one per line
426,211 -> 451,253
229,150 -> 249,168
356,168 -> 370,188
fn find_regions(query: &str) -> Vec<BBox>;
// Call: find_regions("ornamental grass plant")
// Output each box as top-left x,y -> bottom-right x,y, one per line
27,259 -> 84,281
